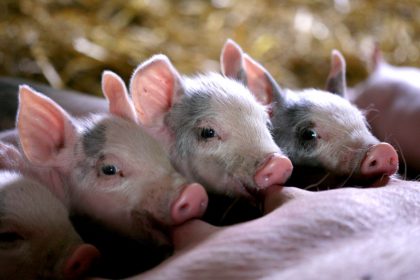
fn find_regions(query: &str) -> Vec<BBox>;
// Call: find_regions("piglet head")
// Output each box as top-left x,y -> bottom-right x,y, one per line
0,172 -> 100,280
16,81 -> 208,248
130,55 -> 292,200
221,40 -> 398,188
322,50 -> 398,182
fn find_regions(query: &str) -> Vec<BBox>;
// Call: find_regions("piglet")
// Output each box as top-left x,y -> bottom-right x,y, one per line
221,39 -> 399,189
349,47 -> 420,177
0,160 -> 100,280
13,74 -> 208,277
129,55 -> 293,201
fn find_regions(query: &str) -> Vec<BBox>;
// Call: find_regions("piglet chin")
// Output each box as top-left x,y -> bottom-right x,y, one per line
260,184 -> 284,197
369,175 -> 392,188
171,220 -> 219,252
260,185 -> 285,213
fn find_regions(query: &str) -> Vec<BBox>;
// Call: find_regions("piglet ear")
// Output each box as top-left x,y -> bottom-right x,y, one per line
325,49 -> 347,97
17,85 -> 76,166
369,43 -> 384,72
241,54 -> 277,105
220,39 -> 246,81
102,71 -> 137,123
220,39 -> 285,106
130,55 -> 183,128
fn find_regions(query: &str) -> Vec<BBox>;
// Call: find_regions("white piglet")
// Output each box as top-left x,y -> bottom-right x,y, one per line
129,55 -> 293,200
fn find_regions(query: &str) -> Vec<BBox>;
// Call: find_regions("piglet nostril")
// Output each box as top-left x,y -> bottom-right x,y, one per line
369,160 -> 377,168
178,202 -> 190,212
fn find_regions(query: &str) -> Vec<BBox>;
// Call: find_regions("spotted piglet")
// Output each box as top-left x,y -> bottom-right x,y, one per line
129,55 -> 293,200
14,74 -> 208,277
221,39 -> 398,189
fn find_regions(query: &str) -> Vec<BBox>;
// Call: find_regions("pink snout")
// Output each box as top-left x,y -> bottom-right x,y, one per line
254,153 -> 293,189
63,244 -> 101,280
360,142 -> 399,177
171,183 -> 209,225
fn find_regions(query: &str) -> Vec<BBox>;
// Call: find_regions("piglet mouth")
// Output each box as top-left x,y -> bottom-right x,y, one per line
242,182 -> 258,197
232,178 -> 262,202
369,174 -> 391,187
131,210 -> 172,247
351,173 -> 392,188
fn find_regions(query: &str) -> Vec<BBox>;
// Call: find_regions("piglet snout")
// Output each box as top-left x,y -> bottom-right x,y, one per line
63,244 -> 100,280
171,183 -> 208,225
254,153 -> 293,189
360,142 -> 399,177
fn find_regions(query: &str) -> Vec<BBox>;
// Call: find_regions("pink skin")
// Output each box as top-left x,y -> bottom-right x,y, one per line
64,244 -> 101,280
360,142 -> 399,178
113,180 -> 420,280
254,153 -> 293,189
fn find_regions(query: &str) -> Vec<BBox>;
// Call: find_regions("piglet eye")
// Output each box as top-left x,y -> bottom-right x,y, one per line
0,232 -> 24,242
300,128 -> 318,141
101,164 -> 118,176
200,128 -> 216,139
0,232 -> 24,248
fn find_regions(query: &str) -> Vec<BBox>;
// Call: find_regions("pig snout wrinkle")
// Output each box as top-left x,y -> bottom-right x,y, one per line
254,153 -> 293,189
63,244 -> 101,280
360,142 -> 399,177
171,183 -> 209,225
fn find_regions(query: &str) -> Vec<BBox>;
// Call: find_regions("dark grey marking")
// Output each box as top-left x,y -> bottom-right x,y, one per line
271,99 -> 320,166
168,86 -> 213,160
82,123 -> 107,157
